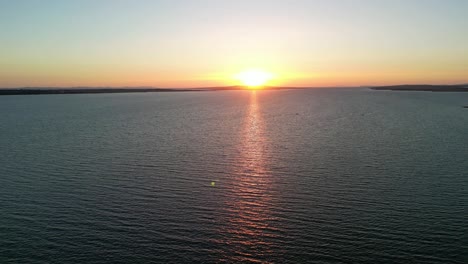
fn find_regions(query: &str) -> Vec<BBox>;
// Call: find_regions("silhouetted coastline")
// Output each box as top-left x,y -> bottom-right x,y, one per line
371,84 -> 468,92
5,85 -> 468,96
0,88 -> 203,96
0,86 -> 302,96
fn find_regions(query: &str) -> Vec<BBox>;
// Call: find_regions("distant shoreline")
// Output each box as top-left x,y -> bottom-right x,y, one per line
0,88 -> 206,96
0,86 -> 302,96
370,84 -> 468,92
2,85 -> 468,96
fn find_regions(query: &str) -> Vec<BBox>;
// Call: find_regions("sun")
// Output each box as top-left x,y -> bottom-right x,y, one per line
235,69 -> 273,88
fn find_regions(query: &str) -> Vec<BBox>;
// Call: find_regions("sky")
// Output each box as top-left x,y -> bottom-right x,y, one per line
1,0 -> 467,88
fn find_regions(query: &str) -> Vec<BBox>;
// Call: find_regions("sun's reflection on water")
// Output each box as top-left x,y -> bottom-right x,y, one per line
219,91 -> 279,262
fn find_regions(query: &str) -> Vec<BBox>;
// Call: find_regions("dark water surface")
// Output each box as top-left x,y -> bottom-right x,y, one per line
1,89 -> 467,263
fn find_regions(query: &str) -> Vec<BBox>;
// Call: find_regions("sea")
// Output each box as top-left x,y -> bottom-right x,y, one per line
1,88 -> 467,263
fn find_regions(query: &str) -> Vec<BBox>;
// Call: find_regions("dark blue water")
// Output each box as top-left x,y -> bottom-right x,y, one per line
1,89 -> 467,263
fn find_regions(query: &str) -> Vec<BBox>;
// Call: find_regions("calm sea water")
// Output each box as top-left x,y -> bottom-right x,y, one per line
1,89 -> 467,263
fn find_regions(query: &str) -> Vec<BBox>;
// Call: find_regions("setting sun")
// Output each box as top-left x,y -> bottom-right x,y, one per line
235,69 -> 273,88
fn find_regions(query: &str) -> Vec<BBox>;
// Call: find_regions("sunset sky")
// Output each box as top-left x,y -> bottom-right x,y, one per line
1,0 -> 467,88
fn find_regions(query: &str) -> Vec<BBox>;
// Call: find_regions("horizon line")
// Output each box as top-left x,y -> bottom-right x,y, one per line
1,83 -> 468,90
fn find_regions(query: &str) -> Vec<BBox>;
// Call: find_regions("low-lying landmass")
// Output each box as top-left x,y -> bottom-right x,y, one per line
0,86 -> 304,96
371,85 -> 468,108
3,85 -> 468,96
371,84 -> 468,92
0,87 -> 202,96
